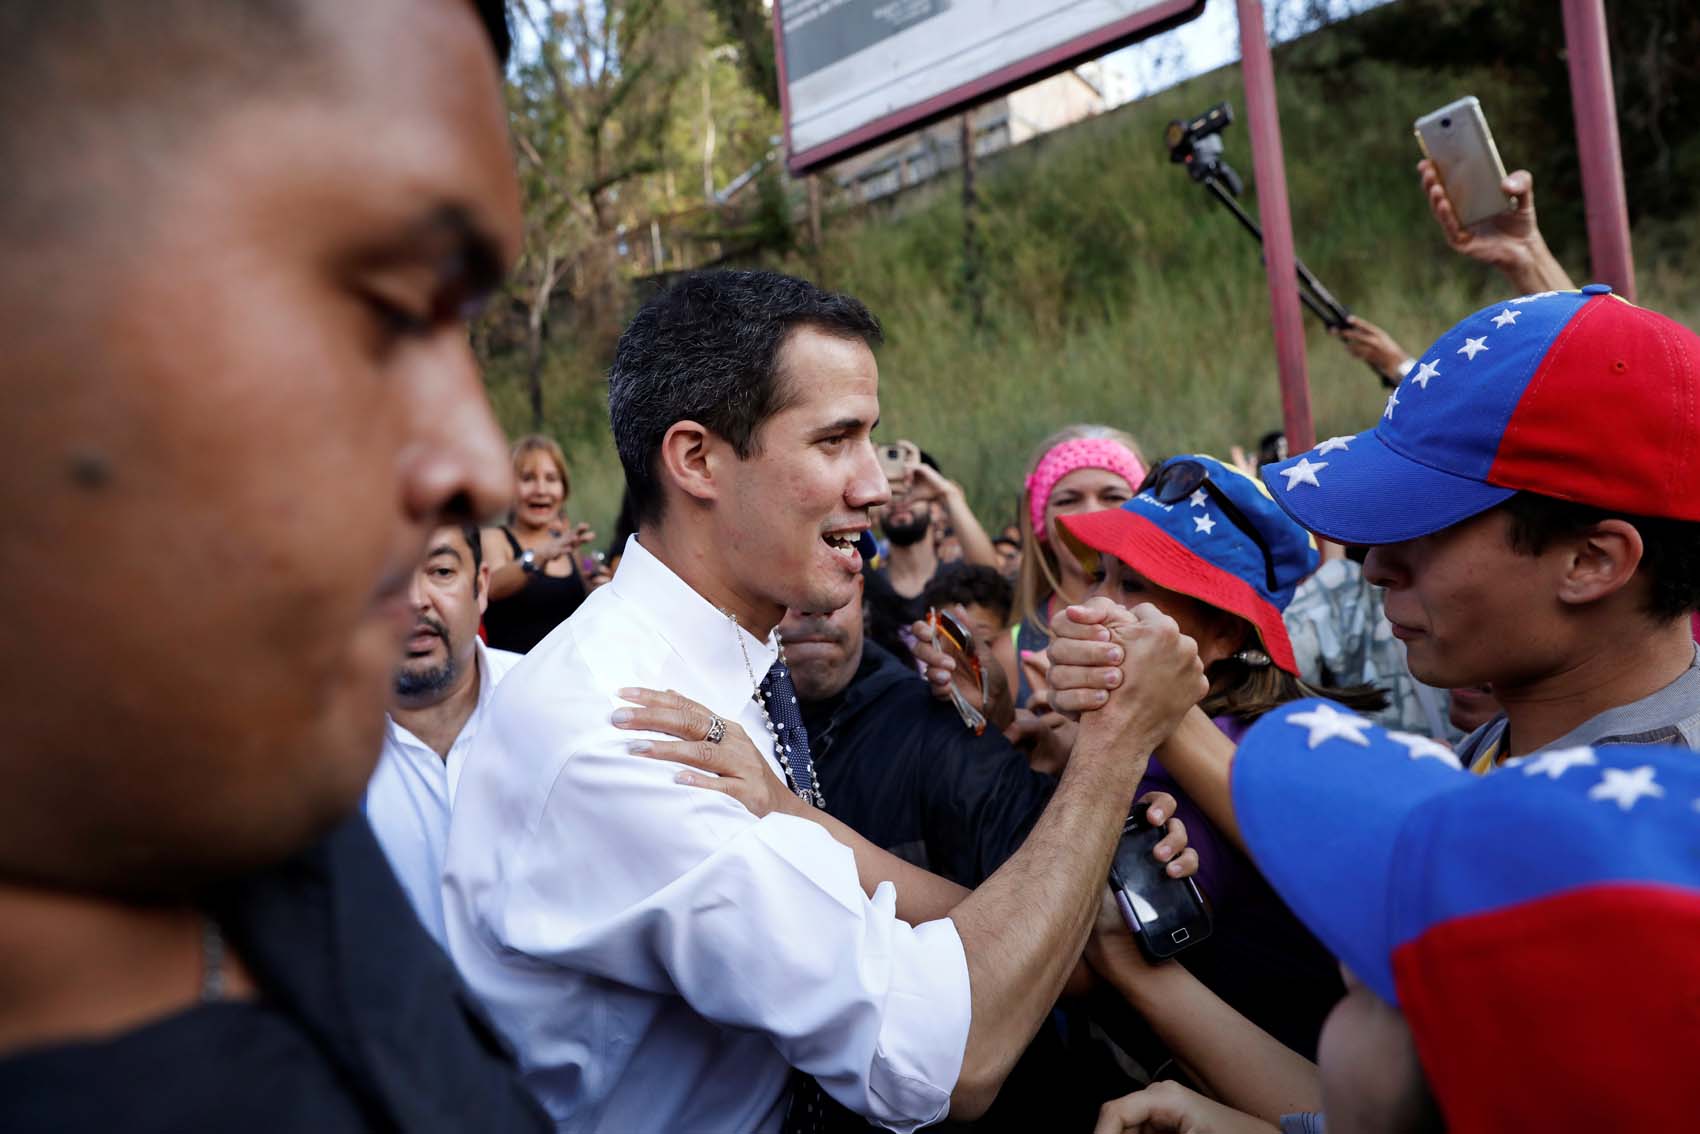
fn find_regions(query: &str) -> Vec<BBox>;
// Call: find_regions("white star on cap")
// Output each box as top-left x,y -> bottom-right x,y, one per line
1383,387 -> 1400,419
1285,703 -> 1373,749
1193,514 -> 1216,535
1518,746 -> 1597,780
1588,765 -> 1665,811
1410,360 -> 1440,389
1189,489 -> 1208,508
1388,731 -> 1462,768
1314,435 -> 1353,455
1458,336 -> 1489,361
1280,457 -> 1328,490
1491,308 -> 1522,328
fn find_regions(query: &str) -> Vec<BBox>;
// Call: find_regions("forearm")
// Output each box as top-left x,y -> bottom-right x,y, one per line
1498,238 -> 1576,295
946,737 -> 1148,1115
796,802 -> 970,924
1099,956 -> 1321,1123
944,490 -> 999,570
488,561 -> 529,600
1155,707 -> 1245,855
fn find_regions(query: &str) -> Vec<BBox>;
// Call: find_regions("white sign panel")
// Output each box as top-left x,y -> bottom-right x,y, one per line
776,0 -> 1206,173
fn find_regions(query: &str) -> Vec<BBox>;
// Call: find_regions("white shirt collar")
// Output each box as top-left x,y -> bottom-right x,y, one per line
608,534 -> 778,710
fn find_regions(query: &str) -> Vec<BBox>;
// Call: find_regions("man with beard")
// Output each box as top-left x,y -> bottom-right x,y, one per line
368,523 -> 521,944
866,455 -> 995,661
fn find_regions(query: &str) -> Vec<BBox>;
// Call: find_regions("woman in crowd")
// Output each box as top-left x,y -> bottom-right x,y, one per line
481,434 -> 595,653
1011,425 -> 1148,707
1057,453 -> 1386,1058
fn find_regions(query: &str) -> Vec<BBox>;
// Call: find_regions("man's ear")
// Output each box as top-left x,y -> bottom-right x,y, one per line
657,420 -> 727,506
476,562 -> 491,615
1556,519 -> 1644,607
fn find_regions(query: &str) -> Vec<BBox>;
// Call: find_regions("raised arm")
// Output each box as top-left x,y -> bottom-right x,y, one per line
1419,160 -> 1576,295
910,463 -> 999,571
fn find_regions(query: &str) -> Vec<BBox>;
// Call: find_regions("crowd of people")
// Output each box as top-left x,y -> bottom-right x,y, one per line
6,4 -> 1700,1133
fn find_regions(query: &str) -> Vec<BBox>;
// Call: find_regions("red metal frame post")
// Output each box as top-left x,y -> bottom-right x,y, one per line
1235,0 -> 1314,452
1560,0 -> 1635,301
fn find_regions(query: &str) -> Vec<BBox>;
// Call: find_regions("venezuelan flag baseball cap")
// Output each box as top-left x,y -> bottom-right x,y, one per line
1058,454 -> 1318,674
1261,286 -> 1700,544
1233,699 -> 1700,1130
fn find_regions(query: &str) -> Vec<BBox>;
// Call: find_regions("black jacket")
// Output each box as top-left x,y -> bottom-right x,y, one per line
805,642 -> 1056,887
0,813 -> 551,1134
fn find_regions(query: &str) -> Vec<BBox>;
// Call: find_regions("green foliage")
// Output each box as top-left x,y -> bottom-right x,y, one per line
497,11 -> 1700,540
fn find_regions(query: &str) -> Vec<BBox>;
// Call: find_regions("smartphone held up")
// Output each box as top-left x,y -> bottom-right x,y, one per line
1414,95 -> 1512,228
878,440 -> 920,495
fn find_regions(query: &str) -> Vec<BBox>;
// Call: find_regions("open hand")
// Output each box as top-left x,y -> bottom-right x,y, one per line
613,688 -> 805,819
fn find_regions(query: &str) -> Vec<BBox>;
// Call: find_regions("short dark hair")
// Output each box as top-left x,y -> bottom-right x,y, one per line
1501,492 -> 1700,622
458,522 -> 484,585
921,564 -> 1014,627
469,0 -> 512,66
607,269 -> 883,525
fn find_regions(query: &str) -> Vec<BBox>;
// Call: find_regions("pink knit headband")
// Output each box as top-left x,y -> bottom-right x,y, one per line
1025,438 -> 1147,541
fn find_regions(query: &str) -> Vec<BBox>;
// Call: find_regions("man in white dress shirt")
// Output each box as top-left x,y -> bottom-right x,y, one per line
444,269 -> 1208,1132
367,523 -> 520,944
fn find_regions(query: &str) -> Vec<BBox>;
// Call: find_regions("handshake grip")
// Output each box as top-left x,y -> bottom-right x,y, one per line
1044,598 -> 1207,753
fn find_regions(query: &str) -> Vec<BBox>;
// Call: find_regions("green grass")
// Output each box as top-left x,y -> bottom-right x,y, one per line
485,43 -> 1700,537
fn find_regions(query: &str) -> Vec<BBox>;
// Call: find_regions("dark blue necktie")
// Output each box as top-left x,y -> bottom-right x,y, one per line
762,659 -> 842,1133
761,659 -> 821,808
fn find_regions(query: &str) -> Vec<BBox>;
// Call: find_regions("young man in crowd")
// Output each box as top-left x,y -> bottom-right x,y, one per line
1262,288 -> 1700,766
367,523 -> 522,945
443,268 -> 1208,1132
1095,700 -> 1700,1132
0,2 -> 550,1129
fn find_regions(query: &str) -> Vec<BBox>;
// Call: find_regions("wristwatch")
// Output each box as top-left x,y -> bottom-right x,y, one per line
520,548 -> 538,573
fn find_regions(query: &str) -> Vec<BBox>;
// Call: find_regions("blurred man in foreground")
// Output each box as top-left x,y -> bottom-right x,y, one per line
0,3 -> 548,1129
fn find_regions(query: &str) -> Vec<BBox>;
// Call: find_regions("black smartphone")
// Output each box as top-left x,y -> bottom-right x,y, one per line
1108,805 -> 1212,961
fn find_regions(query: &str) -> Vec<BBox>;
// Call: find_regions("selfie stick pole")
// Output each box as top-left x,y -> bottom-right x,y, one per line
1198,175 -> 1350,330
1194,172 -> 1394,390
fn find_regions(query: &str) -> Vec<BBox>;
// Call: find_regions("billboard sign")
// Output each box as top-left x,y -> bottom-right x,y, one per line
775,0 -> 1207,174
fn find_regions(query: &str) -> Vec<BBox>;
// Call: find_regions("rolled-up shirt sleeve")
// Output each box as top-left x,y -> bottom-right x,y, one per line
488,734 -> 971,1132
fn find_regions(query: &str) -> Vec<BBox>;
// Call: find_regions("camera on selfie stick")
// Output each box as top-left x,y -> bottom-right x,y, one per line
1166,103 -> 1394,388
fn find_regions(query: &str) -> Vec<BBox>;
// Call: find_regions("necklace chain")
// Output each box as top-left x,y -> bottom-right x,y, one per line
724,608 -> 822,808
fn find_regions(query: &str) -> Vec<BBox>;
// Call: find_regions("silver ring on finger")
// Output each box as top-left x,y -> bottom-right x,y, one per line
704,715 -> 726,745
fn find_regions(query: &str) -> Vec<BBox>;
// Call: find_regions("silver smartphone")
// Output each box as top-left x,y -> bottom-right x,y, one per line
1414,96 -> 1511,228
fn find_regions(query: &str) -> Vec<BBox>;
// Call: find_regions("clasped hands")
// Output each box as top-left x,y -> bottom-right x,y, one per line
1042,597 -> 1207,756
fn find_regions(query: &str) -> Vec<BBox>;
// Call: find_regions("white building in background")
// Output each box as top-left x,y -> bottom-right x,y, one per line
828,66 -> 1112,204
